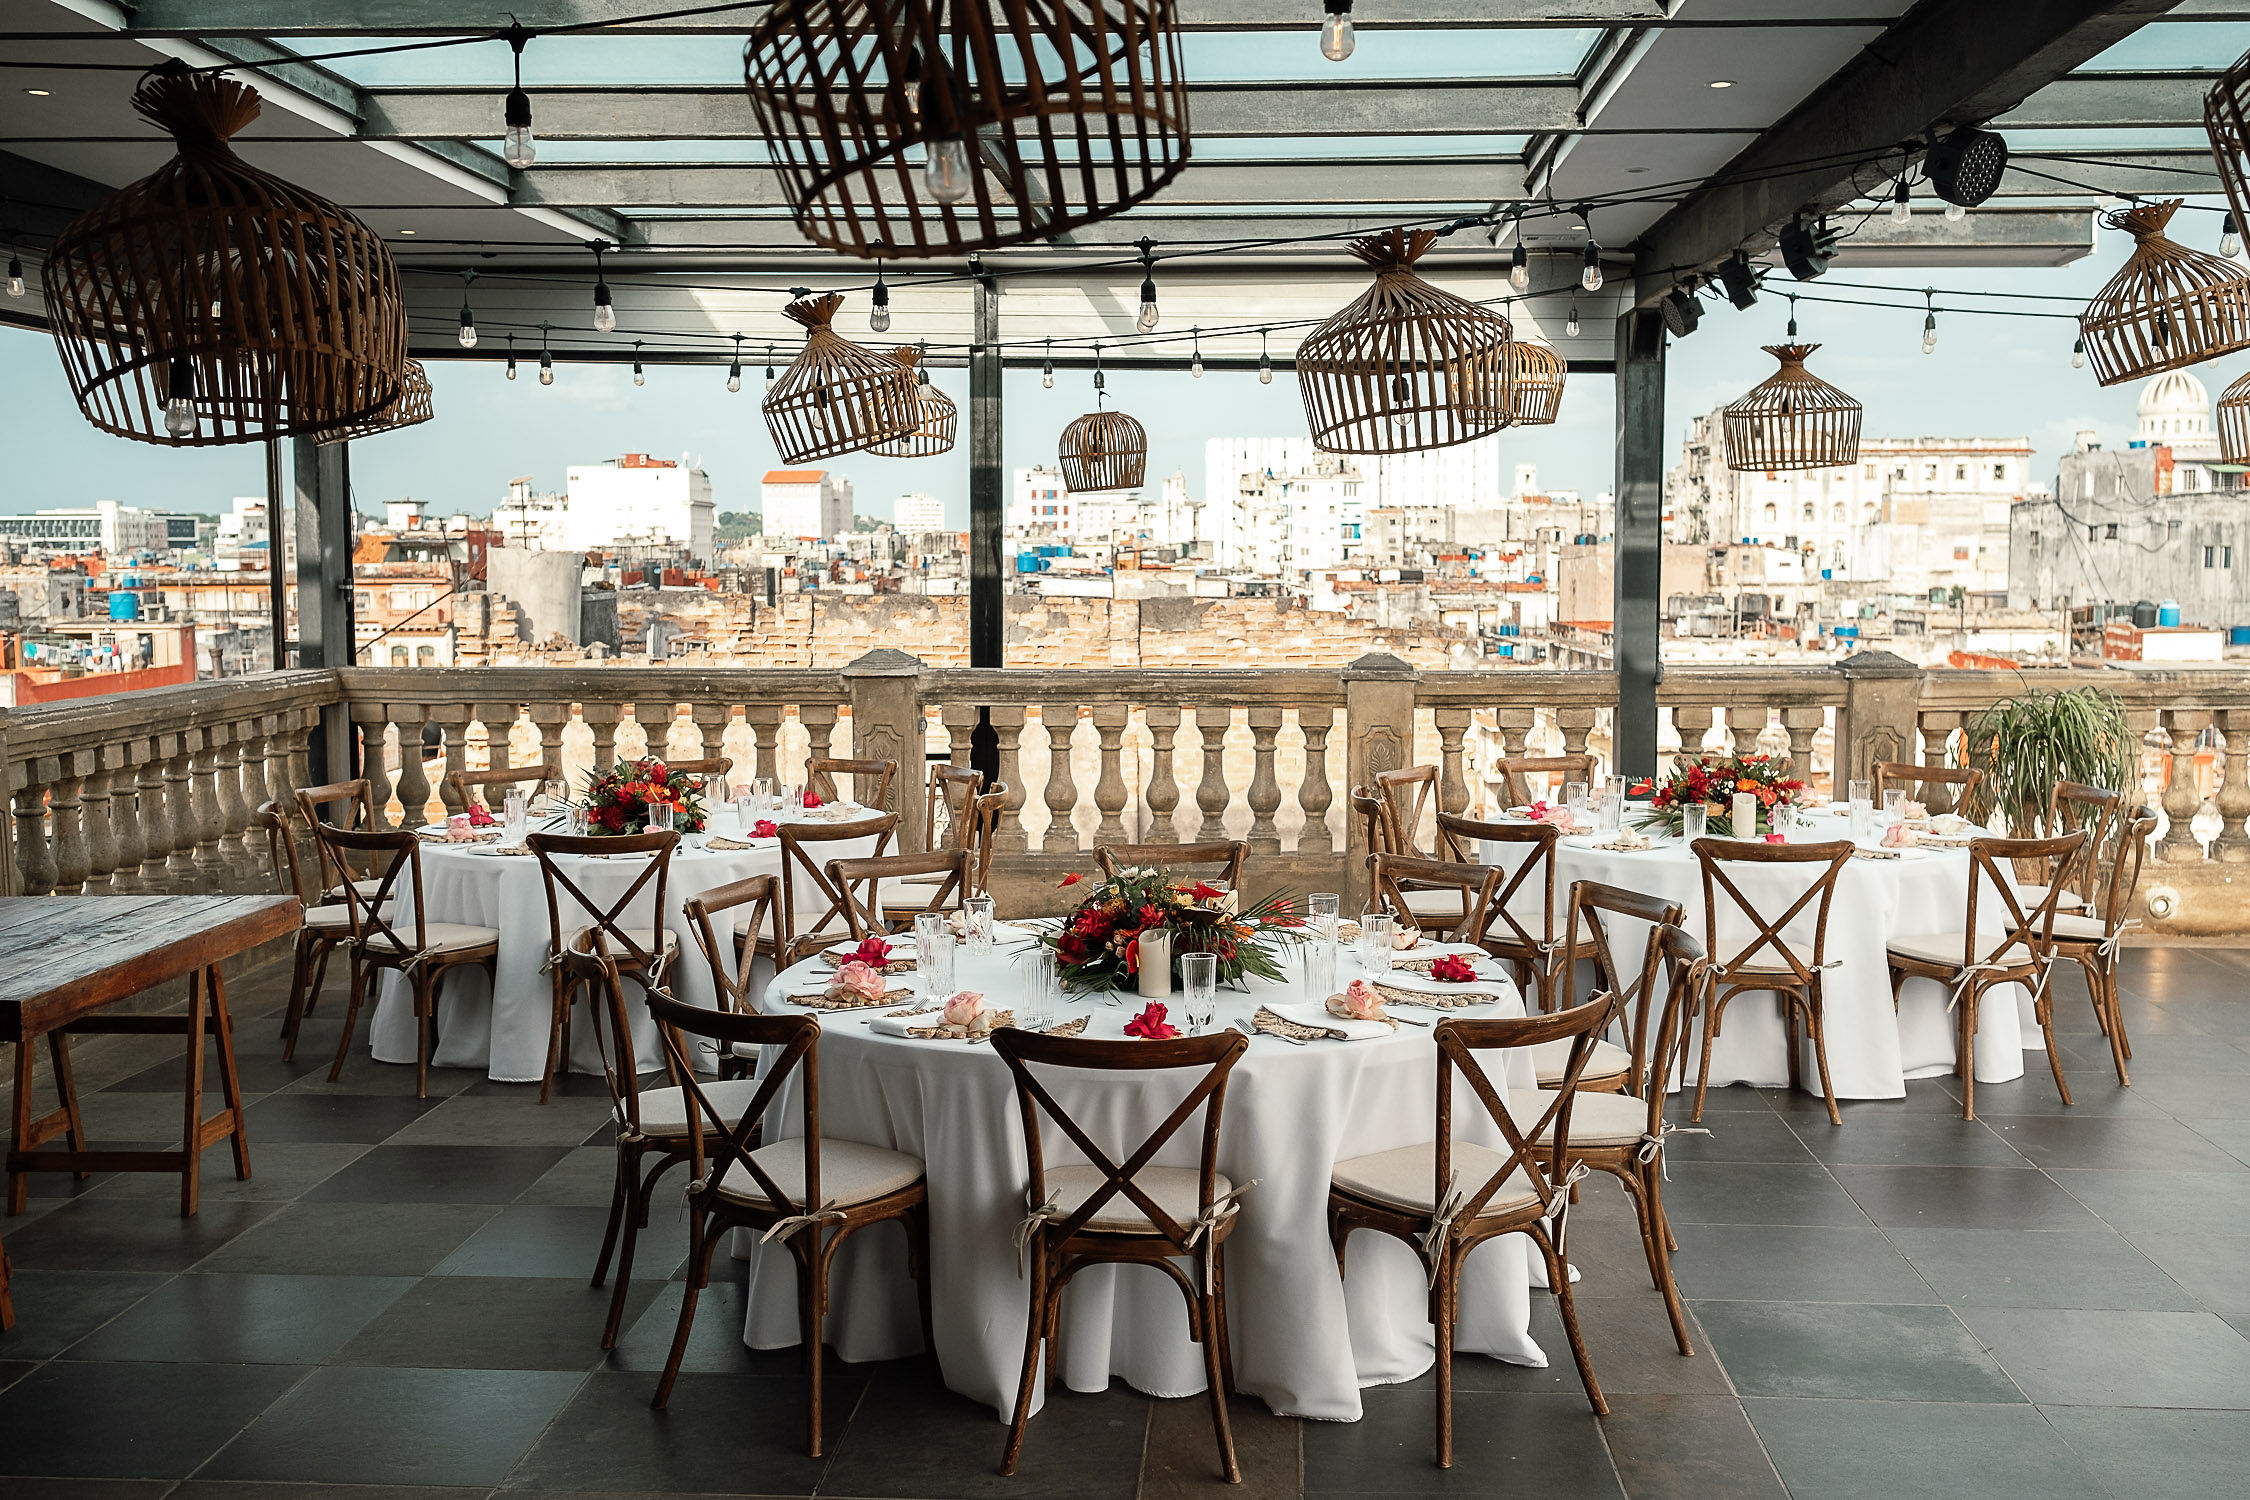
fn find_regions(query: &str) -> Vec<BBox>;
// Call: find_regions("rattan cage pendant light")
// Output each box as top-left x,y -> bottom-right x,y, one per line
315,358 -> 433,446
2219,368 -> 2250,464
2206,47 -> 2250,252
1510,339 -> 1566,426
1058,406 -> 1147,492
1721,344 -> 1862,472
1295,227 -> 1514,455
743,0 -> 1191,259
762,292 -> 921,464
2078,200 -> 2250,386
45,69 -> 406,447
867,345 -> 957,456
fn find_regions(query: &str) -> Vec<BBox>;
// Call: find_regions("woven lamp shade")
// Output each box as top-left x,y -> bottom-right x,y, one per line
315,359 -> 433,446
1511,340 -> 1566,426
1058,409 -> 1146,492
2078,200 -> 2250,387
1721,344 -> 1862,473
1296,228 -> 1514,455
867,346 -> 957,457
45,70 -> 405,447
2208,49 -> 2250,251
2220,369 -> 2250,464
762,293 -> 920,464
743,0 -> 1190,259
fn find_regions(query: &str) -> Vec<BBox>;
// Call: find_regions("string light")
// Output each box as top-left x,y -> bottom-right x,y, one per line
1258,329 -> 1273,384
1786,294 -> 1798,339
504,333 -> 517,380
163,357 -> 195,439
1580,240 -> 1603,293
2071,334 -> 2086,369
1190,326 -> 1204,378
1135,239 -> 1160,332
538,323 -> 554,384
1509,232 -> 1529,292
1042,338 -> 1054,388
727,333 -> 743,393
1944,199 -> 1966,223
502,24 -> 535,169
1320,0 -> 1355,61
589,240 -> 615,332
1890,173 -> 1912,225
455,267 -> 477,348
915,339 -> 931,386
763,343 -> 776,395
1565,303 -> 1580,339
5,248 -> 22,298
924,136 -> 971,204
632,339 -> 645,386
1093,342 -> 1106,394
869,252 -> 891,333
1921,289 -> 1937,354
2226,213 -> 2243,259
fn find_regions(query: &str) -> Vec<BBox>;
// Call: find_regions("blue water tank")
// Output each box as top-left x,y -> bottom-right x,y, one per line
2159,599 -> 2182,627
2229,626 -> 2250,646
109,592 -> 141,621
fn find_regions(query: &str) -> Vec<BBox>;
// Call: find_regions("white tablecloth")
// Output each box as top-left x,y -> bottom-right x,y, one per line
743,937 -> 1542,1423
1481,812 -> 2043,1099
369,807 -> 879,1082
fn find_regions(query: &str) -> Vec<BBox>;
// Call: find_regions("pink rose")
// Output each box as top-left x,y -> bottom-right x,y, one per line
836,960 -> 889,1000
1338,978 -> 1385,1020
1903,800 -> 1928,822
1763,833 -> 1787,844
1391,926 -> 1420,951
942,990 -> 985,1026
1881,823 -> 1918,849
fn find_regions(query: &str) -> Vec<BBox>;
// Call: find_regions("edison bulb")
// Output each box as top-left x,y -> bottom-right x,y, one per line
1889,184 -> 1911,225
5,254 -> 22,297
1190,351 -> 1204,378
1921,317 -> 1938,355
727,364 -> 742,394
1320,10 -> 1354,62
2071,339 -> 2086,370
1509,243 -> 1529,292
1943,201 -> 1965,223
924,137 -> 972,204
1042,361 -> 1054,389
1580,262 -> 1603,293
457,308 -> 478,348
505,355 -> 517,380
539,360 -> 555,387
503,121 -> 535,170
164,396 -> 195,438
592,296 -> 617,334
2225,218 -> 2244,258
1258,354 -> 1273,385
1565,307 -> 1581,339
870,302 -> 892,334
633,363 -> 646,387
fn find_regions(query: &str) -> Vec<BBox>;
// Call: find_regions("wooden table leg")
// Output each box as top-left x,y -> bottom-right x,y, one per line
8,1041 -> 30,1217
207,964 -> 252,1184
1,1232 -> 14,1330
180,967 -> 208,1217
47,1033 -> 88,1182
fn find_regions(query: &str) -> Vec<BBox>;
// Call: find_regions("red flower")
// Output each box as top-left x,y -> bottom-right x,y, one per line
1124,1002 -> 1179,1040
1188,881 -> 1224,903
802,790 -> 824,809
1137,903 -> 1167,928
1430,953 -> 1479,983
1059,872 -> 1083,887
1763,833 -> 1786,844
848,936 -> 891,966
641,758 -> 667,779
465,804 -> 498,827
751,819 -> 779,838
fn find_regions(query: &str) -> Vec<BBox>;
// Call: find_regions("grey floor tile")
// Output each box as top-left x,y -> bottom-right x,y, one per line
387,1095 -> 617,1147
2121,1070 -> 2250,1118
1743,1397 -> 2109,1500
194,1202 -> 500,1278
1656,1110 -> 1812,1164
503,1367 -> 849,1494
1794,1113 -> 2029,1167
1654,1163 -> 1871,1228
2178,1115 -> 2250,1166
62,1272 -> 412,1365
1303,1387 -> 1621,1496
1942,1069 -> 2166,1117
174,1484 -> 492,1500
1886,1227 -> 2200,1310
301,1145 -> 570,1205
0,1361 -> 303,1479
2063,1032 -> 2250,1074
1142,1392 -> 1302,1500
431,1204 -> 681,1281
1667,1223 -> 1933,1305
2127,1232 -> 2250,1313
1984,1113 -> 2249,1172
238,1092 -> 443,1144
2,1200 -> 279,1274
0,1271 -> 173,1360
2045,1404 -> 2250,1500
605,1279 -> 803,1378
1599,1393 -> 1786,1500
1689,1300 -> 2021,1403
2055,1168 -> 2250,1237
1677,1085 -> 1777,1115
1828,1165 -> 2106,1232
333,1274 -> 659,1372
1957,1305 -> 2250,1408
202,1365 -> 584,1487
512,1146 -> 623,1207
84,1142 -> 371,1206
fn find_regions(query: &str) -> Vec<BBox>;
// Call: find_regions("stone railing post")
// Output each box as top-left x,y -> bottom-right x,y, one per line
2160,708 -> 2207,862
1140,704 -> 1182,843
1342,652 -> 1421,902
1296,707 -> 1336,855
2217,709 -> 2250,863
841,648 -> 924,843
1832,650 -> 1923,794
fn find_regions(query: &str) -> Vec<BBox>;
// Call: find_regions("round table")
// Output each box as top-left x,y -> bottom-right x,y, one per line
741,935 -> 1544,1424
1480,812 -> 2043,1099
368,806 -> 881,1082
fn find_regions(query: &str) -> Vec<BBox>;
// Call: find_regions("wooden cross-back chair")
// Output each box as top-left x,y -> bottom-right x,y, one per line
1327,993 -> 1623,1466
642,994 -> 931,1454
926,763 -> 984,849
965,787 -> 1008,897
1093,839 -> 1246,891
1434,812 -> 1569,1012
1494,753 -> 1596,810
1885,829 -> 2089,1120
525,830 -> 680,1106
2027,781 -> 2124,915
1872,761 -> 1984,815
807,756 -> 896,812
1690,838 -> 1855,1125
1523,925 -> 1709,1358
1553,880 -> 1688,1095
255,801 -> 355,1062
295,778 -> 381,898
445,759 -> 557,814
829,847 -> 970,936
1369,854 -> 1499,945
683,873 -> 784,1080
310,823 -> 500,1098
771,812 -> 900,965
2047,805 -> 2155,1088
1373,765 -> 1441,855
989,1027 -> 1250,1483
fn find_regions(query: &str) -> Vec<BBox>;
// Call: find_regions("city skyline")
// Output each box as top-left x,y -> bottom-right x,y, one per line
1,249 -> 2238,530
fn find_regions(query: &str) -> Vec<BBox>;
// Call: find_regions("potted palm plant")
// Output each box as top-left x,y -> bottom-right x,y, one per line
1959,686 -> 2139,834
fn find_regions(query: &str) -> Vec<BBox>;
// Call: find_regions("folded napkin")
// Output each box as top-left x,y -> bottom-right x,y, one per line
1371,972 -> 1513,1010
703,835 -> 771,851
787,980 -> 917,1009
1264,1001 -> 1393,1042
471,844 -> 535,857
867,1005 -> 1014,1039
868,1007 -> 943,1037
1851,846 -> 1903,861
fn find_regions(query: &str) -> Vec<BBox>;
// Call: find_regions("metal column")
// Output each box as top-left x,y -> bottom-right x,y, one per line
264,439 -> 288,670
293,437 -> 357,784
968,273 -> 1004,781
1612,308 -> 1665,780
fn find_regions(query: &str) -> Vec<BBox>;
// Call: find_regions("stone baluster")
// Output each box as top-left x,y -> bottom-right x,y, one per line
2160,708 -> 2207,862
429,708 -> 472,813
189,738 -> 229,886
1782,706 -> 1827,796
1245,706 -> 1284,855
48,756 -> 89,895
1434,707 -> 1471,814
582,702 -> 623,784
1297,706 -> 1335,855
1918,712 -> 1955,779
525,705 -> 572,794
1193,705 -> 1232,843
392,709 -> 434,830
215,730 -> 255,849
801,704 -> 838,779
107,750 -> 147,894
81,763 -> 119,893
2217,710 -> 2250,862
989,705 -> 1029,854
350,705 -> 394,820
1494,707 -> 1536,761
137,752 -> 176,887
1091,703 -> 1131,843
1556,708 -> 1596,765
1671,703 -> 1715,768
941,701 -> 981,766
12,775 -> 55,897
743,705 -> 784,786
1041,703 -> 1079,853
690,703 -> 733,788
1141,705 -> 1181,844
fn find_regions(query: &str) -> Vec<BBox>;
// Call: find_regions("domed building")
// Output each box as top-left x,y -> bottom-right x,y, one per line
2136,369 -> 2221,463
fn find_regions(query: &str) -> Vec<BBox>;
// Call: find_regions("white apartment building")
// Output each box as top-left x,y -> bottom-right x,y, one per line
566,453 -> 716,557
763,468 -> 853,539
893,491 -> 947,535
1009,465 -> 1074,534
1202,439 -> 1368,573
0,499 -> 175,558
495,477 -> 570,551
214,496 -> 270,572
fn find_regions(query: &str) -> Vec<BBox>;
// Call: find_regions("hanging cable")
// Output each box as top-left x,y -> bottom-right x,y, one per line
537,321 -> 554,384
726,333 -> 743,393
589,240 -> 615,332
456,267 -> 478,348
502,23 -> 535,169
1135,238 -> 1160,332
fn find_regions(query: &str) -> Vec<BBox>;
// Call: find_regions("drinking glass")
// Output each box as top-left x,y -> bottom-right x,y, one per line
1882,788 -> 1908,826
542,779 -> 566,820
1180,951 -> 1218,1035
734,790 -> 756,832
569,805 -> 590,838
753,777 -> 774,814
1302,937 -> 1337,1000
646,801 -> 674,835
1359,911 -> 1396,974
503,790 -> 528,847
1308,891 -> 1341,944
964,895 -> 995,956
785,784 -> 807,817
1771,803 -> 1795,841
1565,780 -> 1590,821
1682,802 -> 1708,842
1018,949 -> 1058,1031
1597,783 -> 1625,835
915,912 -> 955,999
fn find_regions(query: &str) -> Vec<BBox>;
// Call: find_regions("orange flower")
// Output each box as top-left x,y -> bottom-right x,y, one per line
1058,872 -> 1083,887
1737,778 -> 1759,792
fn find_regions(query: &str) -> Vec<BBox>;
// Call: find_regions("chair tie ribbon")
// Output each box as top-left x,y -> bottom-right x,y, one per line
2095,919 -> 2142,960
759,1199 -> 847,1244
1185,1178 -> 1260,1291
1416,1172 -> 1468,1288
1635,1122 -> 1710,1180
1014,1192 -> 1064,1278
1541,1158 -> 1593,1253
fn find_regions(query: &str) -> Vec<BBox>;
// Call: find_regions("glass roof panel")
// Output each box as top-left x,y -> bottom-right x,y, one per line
507,134 -> 1528,165
1181,29 -> 1599,82
2076,23 -> 2250,71
1999,127 -> 2213,152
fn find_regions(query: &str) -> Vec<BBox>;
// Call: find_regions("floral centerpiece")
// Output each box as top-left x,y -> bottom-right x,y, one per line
582,757 -> 708,835
1631,752 -> 1805,838
1035,865 -> 1301,996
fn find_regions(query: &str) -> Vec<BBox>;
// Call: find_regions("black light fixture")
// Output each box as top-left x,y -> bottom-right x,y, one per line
1779,215 -> 1837,280
1578,207 -> 1603,291
1190,326 -> 1204,378
1135,238 -> 1160,332
1924,125 -> 2008,210
1661,281 -> 1702,337
1717,251 -> 1759,310
870,250 -> 892,333
501,23 -> 535,169
537,322 -> 554,385
504,332 -> 517,380
632,339 -> 646,386
1258,328 -> 1273,384
5,246 -> 23,298
727,333 -> 744,393
456,267 -> 477,347
589,240 -> 615,332
1509,232 -> 1529,292
1041,338 -> 1054,388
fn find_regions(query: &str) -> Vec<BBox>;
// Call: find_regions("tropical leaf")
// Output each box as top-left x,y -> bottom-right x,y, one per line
1959,687 -> 2138,834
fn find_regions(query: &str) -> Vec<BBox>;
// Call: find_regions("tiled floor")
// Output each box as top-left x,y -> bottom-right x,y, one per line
3,946 -> 2249,1498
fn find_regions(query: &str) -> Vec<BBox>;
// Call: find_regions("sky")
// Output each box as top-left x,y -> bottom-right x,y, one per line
4,218 -> 2243,528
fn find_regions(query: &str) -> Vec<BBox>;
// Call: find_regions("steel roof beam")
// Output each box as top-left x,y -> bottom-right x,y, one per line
1996,72 -> 2218,129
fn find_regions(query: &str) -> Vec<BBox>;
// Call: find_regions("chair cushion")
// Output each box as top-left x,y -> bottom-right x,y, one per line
2014,883 -> 2093,915
1512,1089 -> 1649,1149
1401,887 -> 1470,917
1041,1163 -> 1232,1236
716,1137 -> 926,1210
1887,931 -> 2035,970
325,877 -> 386,903
359,922 -> 500,959
1713,939 -> 1825,979
567,926 -> 680,966
2047,912 -> 2110,943
634,1078 -> 764,1138
1531,1036 -> 1632,1087
1330,1141 -> 1540,1218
